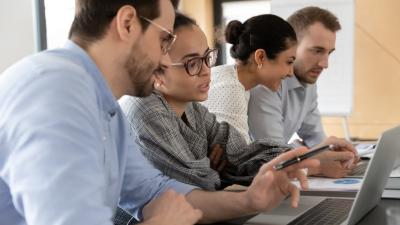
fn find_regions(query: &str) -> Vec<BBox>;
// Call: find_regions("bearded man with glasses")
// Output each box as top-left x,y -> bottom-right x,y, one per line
0,1 -> 200,225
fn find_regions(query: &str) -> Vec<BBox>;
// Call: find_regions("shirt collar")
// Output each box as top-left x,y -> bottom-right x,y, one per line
64,40 -> 118,117
286,75 -> 306,91
154,91 -> 196,130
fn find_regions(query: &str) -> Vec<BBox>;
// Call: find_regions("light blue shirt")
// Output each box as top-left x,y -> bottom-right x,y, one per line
0,41 -> 195,225
248,75 -> 326,147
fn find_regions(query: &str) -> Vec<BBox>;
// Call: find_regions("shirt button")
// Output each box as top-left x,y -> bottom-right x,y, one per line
102,136 -> 107,141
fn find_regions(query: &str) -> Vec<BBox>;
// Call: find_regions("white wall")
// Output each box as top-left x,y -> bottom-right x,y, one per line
0,0 -> 36,73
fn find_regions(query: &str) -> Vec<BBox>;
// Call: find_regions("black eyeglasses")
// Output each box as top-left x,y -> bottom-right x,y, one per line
170,49 -> 218,76
140,16 -> 177,54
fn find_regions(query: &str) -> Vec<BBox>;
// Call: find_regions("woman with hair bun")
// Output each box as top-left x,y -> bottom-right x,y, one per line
203,14 -> 297,144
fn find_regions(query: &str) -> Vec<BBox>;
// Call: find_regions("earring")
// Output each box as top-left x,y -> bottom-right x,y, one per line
257,64 -> 263,70
155,82 -> 160,87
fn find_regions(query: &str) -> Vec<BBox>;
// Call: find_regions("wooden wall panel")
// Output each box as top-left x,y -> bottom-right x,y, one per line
323,0 -> 400,140
179,0 -> 214,48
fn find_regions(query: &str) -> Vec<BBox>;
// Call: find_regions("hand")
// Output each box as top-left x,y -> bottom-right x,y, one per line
309,152 -> 353,178
209,144 -> 227,172
317,136 -> 359,159
244,147 -> 320,211
309,136 -> 359,178
142,189 -> 202,225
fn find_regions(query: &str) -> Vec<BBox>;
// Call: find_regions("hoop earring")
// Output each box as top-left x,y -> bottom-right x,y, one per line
257,64 -> 263,70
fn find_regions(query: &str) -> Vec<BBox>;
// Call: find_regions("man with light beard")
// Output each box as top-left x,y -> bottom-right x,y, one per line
0,0 -> 202,224
0,1 -> 318,225
249,7 -> 355,178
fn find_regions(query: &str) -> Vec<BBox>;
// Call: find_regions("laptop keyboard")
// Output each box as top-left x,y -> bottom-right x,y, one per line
349,161 -> 369,176
287,198 -> 354,225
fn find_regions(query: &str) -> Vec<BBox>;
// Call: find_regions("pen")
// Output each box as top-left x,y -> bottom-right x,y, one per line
273,144 -> 334,171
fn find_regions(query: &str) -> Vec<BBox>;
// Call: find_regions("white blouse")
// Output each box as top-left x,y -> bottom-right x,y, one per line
202,64 -> 251,143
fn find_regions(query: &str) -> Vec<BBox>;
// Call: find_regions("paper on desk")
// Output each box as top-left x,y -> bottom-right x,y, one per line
292,177 -> 362,191
355,142 -> 376,158
382,189 -> 400,199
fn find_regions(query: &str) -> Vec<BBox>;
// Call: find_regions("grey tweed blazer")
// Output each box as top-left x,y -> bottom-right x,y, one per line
119,92 -> 291,190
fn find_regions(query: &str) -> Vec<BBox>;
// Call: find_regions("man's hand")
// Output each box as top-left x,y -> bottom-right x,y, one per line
244,147 -> 320,211
309,150 -> 355,178
318,136 -> 358,157
142,189 -> 202,225
209,144 -> 227,172
308,136 -> 359,178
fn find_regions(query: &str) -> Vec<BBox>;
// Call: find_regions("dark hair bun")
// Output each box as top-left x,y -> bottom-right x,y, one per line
225,20 -> 244,45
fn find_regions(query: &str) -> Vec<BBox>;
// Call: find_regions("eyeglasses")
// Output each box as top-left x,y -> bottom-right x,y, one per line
170,49 -> 218,76
140,16 -> 177,54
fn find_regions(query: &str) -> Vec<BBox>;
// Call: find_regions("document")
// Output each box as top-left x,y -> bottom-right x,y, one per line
354,142 -> 376,158
382,189 -> 400,199
292,177 -> 362,192
385,178 -> 400,190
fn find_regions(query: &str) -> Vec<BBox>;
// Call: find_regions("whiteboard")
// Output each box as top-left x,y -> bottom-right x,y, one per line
271,0 -> 355,116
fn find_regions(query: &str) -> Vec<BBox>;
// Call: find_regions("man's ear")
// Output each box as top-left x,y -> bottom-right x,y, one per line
254,49 -> 267,66
115,5 -> 141,42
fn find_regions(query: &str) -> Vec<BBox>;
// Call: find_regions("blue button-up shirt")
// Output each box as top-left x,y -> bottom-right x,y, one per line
0,41 -> 195,225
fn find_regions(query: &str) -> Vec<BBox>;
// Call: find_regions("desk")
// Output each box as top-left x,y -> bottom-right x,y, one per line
357,199 -> 400,225
210,198 -> 400,225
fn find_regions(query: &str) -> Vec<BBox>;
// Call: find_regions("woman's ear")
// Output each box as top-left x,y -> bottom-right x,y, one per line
254,49 -> 267,69
154,73 -> 164,91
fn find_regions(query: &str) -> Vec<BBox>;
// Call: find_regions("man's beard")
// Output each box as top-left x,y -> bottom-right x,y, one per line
125,42 -> 157,97
294,63 -> 319,85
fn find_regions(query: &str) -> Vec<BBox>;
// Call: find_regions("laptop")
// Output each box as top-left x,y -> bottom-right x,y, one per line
245,125 -> 400,225
345,143 -> 376,177
347,160 -> 369,177
349,142 -> 400,178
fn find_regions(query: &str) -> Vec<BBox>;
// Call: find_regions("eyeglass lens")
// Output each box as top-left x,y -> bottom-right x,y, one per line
186,50 -> 217,75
